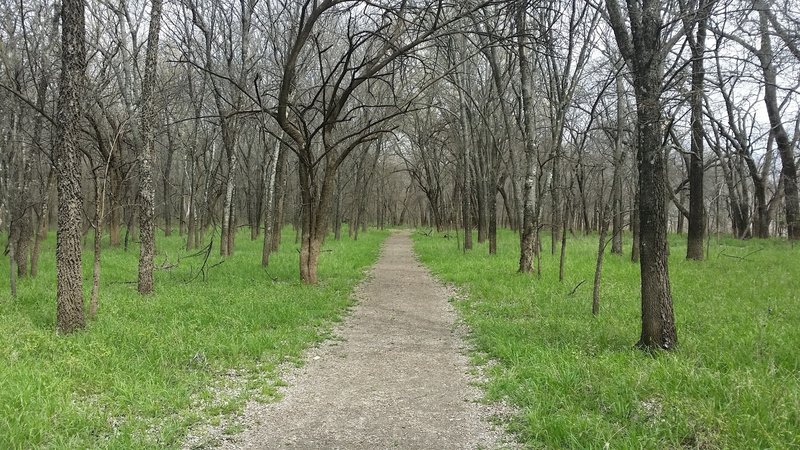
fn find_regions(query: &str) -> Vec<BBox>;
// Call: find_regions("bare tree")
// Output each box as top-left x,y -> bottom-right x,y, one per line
605,0 -> 678,350
137,0 -> 164,295
517,0 -> 539,274
680,0 -> 713,259
714,1 -> 800,240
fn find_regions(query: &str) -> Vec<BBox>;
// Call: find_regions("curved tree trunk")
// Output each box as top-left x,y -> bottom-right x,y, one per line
756,5 -> 800,240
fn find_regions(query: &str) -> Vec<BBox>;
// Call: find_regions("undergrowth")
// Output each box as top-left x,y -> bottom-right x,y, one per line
0,226 -> 388,449
414,229 -> 799,449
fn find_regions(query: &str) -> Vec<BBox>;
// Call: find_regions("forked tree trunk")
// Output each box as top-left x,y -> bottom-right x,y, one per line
607,0 -> 677,350
298,157 -> 337,284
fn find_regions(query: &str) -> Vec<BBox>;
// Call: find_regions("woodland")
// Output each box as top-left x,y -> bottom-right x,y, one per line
1,0 -> 799,448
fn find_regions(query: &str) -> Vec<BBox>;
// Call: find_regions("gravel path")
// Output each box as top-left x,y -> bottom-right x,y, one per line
210,231 -> 511,449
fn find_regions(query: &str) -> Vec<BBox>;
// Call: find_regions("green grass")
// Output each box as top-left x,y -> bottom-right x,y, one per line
0,226 -> 388,449
413,229 -> 800,449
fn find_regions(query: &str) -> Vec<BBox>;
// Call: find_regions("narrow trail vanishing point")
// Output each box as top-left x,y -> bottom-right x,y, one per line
210,231 -> 511,449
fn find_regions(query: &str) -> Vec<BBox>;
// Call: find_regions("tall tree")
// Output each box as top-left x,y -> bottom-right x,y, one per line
605,0 -> 678,350
137,0 -> 163,295
55,0 -> 87,334
715,1 -> 800,240
680,0 -> 712,259
517,0 -> 539,274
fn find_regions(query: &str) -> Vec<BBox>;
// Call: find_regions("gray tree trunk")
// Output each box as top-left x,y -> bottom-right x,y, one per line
55,0 -> 87,334
137,0 -> 163,295
606,0 -> 677,350
517,0 -> 537,273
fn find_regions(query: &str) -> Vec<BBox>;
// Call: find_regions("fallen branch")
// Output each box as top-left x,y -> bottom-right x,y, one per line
568,279 -> 586,297
721,248 -> 764,261
185,238 -> 214,282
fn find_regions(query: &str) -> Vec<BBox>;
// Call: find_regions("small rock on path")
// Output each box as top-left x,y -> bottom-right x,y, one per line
213,231 -> 511,449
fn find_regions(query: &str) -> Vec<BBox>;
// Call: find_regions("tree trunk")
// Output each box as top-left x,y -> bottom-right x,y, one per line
635,87 -> 676,349
685,0 -> 709,259
137,0 -> 163,295
90,174 -> 105,318
219,119 -> 238,256
31,170 -> 53,278
631,151 -> 641,262
108,174 -> 122,247
611,68 -> 626,255
517,1 -> 537,273
298,155 -> 336,284
163,142 -> 175,237
55,0 -> 87,334
262,135 -> 281,267
551,152 -> 561,256
271,144 -> 288,252
756,5 -> 800,240
459,105 -> 473,252
489,186 -> 498,255
607,0 -> 677,350
593,208 -> 610,316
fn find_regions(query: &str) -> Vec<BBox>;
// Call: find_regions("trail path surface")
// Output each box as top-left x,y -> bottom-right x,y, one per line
215,231 -> 510,449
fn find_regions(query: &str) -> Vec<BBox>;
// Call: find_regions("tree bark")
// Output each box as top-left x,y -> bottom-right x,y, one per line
606,0 -> 677,350
271,138 -> 288,252
593,207 -> 610,316
137,0 -> 163,295
517,0 -> 537,273
55,0 -> 87,334
90,173 -> 105,318
683,0 -> 710,259
31,170 -> 54,278
458,93 -> 473,252
611,68 -> 626,255
756,4 -> 800,239
262,134 -> 281,267
219,120 -> 237,256
163,137 -> 175,237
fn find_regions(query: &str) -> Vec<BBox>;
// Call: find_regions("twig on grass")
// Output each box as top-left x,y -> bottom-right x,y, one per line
721,248 -> 764,261
568,279 -> 586,296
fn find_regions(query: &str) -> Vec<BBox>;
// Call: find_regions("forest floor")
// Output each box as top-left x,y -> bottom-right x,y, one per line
188,231 -> 514,449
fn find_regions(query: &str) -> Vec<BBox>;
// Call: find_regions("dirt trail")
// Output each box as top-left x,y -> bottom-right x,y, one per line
213,231 -> 510,449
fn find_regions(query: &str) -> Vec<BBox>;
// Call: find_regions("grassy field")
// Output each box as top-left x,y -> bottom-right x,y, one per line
414,229 -> 799,449
0,226 -> 388,449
